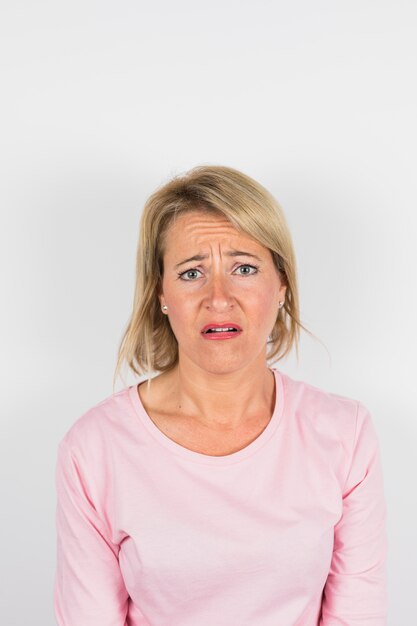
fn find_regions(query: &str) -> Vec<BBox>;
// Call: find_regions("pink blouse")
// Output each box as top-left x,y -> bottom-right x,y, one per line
54,368 -> 388,625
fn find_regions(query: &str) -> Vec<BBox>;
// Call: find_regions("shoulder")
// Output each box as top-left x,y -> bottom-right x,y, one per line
279,370 -> 369,445
54,388 -> 135,545
57,386 -> 134,461
278,370 -> 377,488
280,369 -> 361,413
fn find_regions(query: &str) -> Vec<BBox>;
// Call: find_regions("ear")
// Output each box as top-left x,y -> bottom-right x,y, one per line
157,280 -> 164,305
158,289 -> 165,309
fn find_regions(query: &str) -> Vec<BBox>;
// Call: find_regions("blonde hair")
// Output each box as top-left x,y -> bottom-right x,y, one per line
113,164 -> 319,393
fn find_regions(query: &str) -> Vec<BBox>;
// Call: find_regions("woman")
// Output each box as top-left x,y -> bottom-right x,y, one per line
54,165 -> 388,625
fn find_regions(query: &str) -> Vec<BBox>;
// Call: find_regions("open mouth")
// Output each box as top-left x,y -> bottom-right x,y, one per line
201,323 -> 243,334
204,327 -> 239,334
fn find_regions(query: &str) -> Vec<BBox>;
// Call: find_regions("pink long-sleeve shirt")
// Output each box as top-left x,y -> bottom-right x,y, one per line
54,367 -> 388,625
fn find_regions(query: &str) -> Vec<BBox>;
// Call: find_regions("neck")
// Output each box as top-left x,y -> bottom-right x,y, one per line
163,359 -> 276,431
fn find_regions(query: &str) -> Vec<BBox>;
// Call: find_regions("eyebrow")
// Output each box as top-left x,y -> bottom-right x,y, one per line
174,250 -> 263,269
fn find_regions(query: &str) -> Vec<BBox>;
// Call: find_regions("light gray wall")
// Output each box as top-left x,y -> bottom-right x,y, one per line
1,1 -> 415,624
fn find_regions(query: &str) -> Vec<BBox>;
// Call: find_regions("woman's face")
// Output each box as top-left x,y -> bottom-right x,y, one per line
158,210 -> 287,373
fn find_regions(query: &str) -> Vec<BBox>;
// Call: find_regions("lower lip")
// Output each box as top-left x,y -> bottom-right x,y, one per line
201,330 -> 242,340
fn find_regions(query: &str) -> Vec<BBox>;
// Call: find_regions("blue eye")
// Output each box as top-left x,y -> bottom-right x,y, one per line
236,264 -> 259,276
178,268 -> 202,281
177,264 -> 260,281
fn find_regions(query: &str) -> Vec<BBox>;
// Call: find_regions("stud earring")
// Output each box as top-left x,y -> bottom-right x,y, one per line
162,305 -> 168,311
279,301 -> 284,308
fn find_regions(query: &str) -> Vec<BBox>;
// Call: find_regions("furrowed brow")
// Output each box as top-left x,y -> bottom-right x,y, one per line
174,250 -> 263,269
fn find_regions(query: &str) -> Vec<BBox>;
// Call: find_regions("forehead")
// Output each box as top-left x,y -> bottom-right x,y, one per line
164,211 -> 263,252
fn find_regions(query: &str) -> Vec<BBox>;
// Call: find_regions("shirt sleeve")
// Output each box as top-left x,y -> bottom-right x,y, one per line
54,435 -> 130,626
319,402 -> 389,625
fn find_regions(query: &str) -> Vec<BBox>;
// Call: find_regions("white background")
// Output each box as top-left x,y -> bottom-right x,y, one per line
1,1 -> 416,624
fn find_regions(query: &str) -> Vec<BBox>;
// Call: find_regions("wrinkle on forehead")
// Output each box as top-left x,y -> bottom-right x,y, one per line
167,212 -> 261,254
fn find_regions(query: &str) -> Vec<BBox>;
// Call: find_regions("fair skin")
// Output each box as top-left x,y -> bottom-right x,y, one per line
138,210 -> 287,455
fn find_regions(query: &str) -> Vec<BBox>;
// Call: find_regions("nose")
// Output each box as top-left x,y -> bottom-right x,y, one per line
203,271 -> 235,309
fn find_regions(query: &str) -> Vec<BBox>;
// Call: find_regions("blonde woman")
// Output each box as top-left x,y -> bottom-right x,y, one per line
54,165 -> 388,625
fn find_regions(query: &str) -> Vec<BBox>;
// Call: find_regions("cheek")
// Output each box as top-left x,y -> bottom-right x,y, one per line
165,295 -> 194,333
251,291 -> 279,327
251,287 -> 273,309
163,280 -> 278,333
255,292 -> 270,307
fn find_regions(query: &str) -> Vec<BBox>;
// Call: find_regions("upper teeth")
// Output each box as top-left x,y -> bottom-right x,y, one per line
207,327 -> 236,332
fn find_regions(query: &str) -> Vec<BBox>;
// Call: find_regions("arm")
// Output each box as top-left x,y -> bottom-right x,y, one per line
54,435 -> 129,625
320,402 -> 389,625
